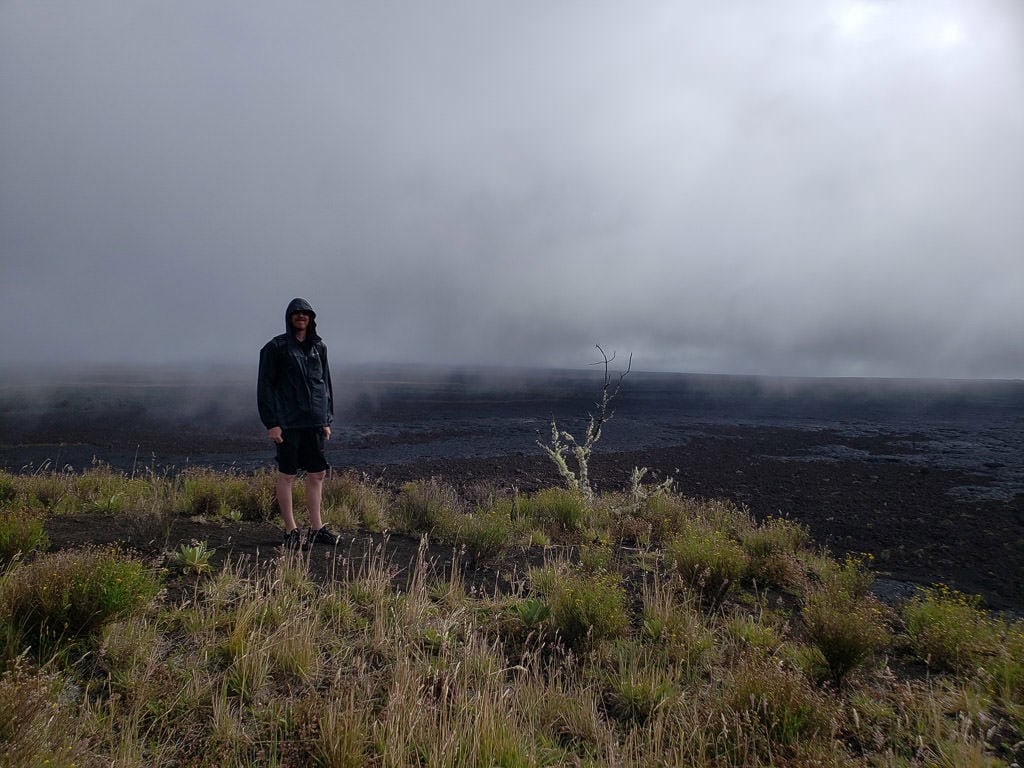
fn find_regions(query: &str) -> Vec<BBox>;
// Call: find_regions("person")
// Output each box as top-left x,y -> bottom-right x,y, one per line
258,298 -> 340,549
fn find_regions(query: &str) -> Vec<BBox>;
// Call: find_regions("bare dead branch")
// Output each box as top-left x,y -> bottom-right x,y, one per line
537,345 -> 632,498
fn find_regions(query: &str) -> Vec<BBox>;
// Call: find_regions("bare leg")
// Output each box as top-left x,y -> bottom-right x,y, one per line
276,473 -> 297,531
305,470 -> 326,530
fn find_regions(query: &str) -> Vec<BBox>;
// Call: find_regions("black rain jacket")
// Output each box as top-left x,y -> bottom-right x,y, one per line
257,298 -> 334,430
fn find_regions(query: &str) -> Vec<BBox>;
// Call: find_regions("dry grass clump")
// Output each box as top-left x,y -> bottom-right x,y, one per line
512,487 -> 591,541
598,640 -> 679,725
35,477 -> 74,512
321,470 -> 387,531
724,610 -> 785,658
178,467 -> 275,520
614,491 -> 704,546
797,552 -> 889,685
723,655 -> 837,755
455,504 -> 516,563
0,472 -> 15,504
392,478 -> 463,535
0,661 -> 91,768
70,463 -> 157,514
392,482 -> 522,562
7,468 -> 71,512
641,577 -> 716,673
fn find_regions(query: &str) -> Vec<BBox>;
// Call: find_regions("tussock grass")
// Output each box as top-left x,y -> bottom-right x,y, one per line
0,511 -> 48,565
0,660 -> 90,768
0,466 -> 1021,765
0,545 -> 161,656
393,478 -> 462,535
515,487 -> 590,540
544,564 -> 630,648
322,470 -> 387,531
666,521 -> 750,603
740,514 -> 810,591
641,577 -> 716,673
178,467 -> 275,521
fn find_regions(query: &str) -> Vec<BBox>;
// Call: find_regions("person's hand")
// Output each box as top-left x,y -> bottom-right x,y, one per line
323,426 -> 332,440
268,426 -> 283,444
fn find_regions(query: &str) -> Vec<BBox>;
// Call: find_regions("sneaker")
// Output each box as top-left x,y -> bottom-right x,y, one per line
306,524 -> 340,547
282,528 -> 301,550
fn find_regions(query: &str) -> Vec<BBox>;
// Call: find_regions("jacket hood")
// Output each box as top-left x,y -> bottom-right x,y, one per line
285,297 -> 319,339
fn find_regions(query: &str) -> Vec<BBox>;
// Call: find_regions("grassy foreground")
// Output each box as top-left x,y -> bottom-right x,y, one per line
0,465 -> 1022,767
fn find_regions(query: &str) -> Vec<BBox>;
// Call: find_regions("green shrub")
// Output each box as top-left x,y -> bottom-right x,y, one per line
666,524 -> 749,602
903,586 -> 1000,671
802,584 -> 888,684
1,545 -> 162,647
547,566 -> 629,647
0,512 -> 48,565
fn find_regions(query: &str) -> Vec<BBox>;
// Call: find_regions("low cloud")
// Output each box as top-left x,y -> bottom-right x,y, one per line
1,1 -> 1021,379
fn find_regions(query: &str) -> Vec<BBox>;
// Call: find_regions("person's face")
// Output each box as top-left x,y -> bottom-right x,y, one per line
289,310 -> 310,332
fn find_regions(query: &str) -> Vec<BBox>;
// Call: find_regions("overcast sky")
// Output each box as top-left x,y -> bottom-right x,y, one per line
1,1 -> 1021,379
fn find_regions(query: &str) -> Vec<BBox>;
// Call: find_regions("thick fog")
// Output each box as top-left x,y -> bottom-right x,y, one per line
1,1 -> 1021,379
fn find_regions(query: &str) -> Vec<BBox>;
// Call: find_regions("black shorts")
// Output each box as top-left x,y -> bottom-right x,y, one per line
275,427 -> 329,475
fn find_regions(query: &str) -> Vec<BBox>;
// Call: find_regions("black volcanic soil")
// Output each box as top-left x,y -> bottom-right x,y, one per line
363,427 -> 1024,611
6,370 -> 1022,611
36,423 -> 1024,613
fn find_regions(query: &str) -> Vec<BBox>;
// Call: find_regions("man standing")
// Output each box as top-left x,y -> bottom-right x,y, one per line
258,298 -> 340,549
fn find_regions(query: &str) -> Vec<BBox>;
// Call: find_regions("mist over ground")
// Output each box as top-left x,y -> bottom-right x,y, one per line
1,1 -> 1022,378
3,362 -> 1022,609
2,364 -> 1021,488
